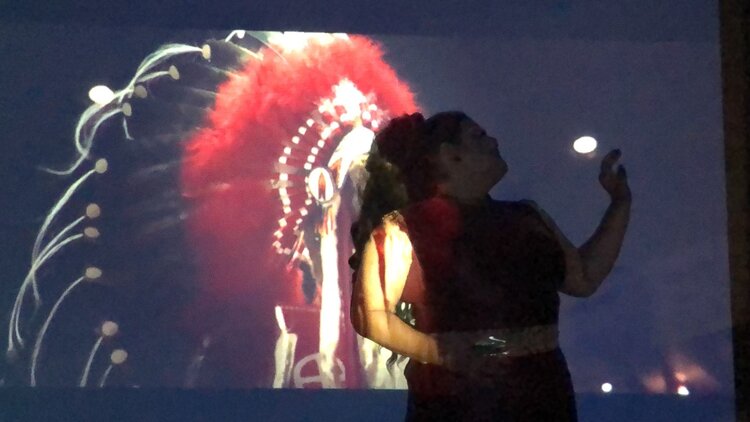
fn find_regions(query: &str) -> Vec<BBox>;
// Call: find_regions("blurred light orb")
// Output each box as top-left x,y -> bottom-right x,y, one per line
101,321 -> 119,337
677,385 -> 690,396
601,382 -> 613,393
573,136 -> 598,154
111,349 -> 128,365
88,85 -> 115,105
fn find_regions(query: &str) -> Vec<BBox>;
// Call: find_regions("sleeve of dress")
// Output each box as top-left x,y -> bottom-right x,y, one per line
518,199 -> 557,239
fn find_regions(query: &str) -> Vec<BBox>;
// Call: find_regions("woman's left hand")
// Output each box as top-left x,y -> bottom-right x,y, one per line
599,149 -> 632,202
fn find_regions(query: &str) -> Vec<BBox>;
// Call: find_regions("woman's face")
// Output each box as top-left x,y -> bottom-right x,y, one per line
445,119 -> 508,188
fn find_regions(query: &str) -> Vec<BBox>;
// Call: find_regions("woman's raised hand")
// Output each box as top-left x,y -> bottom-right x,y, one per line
599,149 -> 632,202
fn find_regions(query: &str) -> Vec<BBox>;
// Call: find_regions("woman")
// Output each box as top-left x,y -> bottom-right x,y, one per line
350,111 -> 631,420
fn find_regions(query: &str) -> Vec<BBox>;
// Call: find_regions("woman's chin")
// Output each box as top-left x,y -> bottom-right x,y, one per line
493,161 -> 508,181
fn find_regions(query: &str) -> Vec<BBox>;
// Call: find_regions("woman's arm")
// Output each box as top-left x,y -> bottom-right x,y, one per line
577,197 -> 631,293
350,219 -> 443,365
526,149 -> 632,297
525,198 -> 631,297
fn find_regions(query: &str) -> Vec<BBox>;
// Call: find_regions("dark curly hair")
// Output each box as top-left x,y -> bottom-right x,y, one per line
349,111 -> 468,267
349,111 -> 469,373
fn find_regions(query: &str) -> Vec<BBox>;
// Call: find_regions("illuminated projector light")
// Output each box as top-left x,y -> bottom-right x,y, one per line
292,136 -> 300,144
601,383 -> 613,393
573,136 -> 598,154
88,85 -> 115,105
677,386 -> 690,396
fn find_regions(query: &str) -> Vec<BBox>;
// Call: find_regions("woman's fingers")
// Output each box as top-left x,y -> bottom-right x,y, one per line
598,149 -> 632,201
617,164 -> 628,179
600,149 -> 622,174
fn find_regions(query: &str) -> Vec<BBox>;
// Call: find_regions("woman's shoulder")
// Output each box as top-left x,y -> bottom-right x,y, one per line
400,196 -> 463,235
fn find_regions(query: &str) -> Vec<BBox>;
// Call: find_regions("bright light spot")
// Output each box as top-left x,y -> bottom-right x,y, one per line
121,102 -> 132,116
283,147 -> 292,154
83,227 -> 100,239
601,383 -> 613,393
94,159 -> 108,174
133,85 -> 147,98
330,79 -> 367,123
268,32 -> 314,53
168,65 -> 180,80
88,85 -> 115,105
111,349 -> 128,365
677,386 -> 690,396
85,267 -> 102,280
573,136 -> 598,154
101,321 -> 119,337
86,203 -> 101,219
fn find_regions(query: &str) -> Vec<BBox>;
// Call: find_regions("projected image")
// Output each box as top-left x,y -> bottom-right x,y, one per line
5,31 -> 419,389
0,26 -> 732,399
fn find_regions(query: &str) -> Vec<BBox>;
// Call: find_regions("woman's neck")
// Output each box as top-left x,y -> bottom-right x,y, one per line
436,184 -> 489,206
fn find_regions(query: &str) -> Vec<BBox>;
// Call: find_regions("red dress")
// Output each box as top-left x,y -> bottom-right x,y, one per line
397,195 -> 577,421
